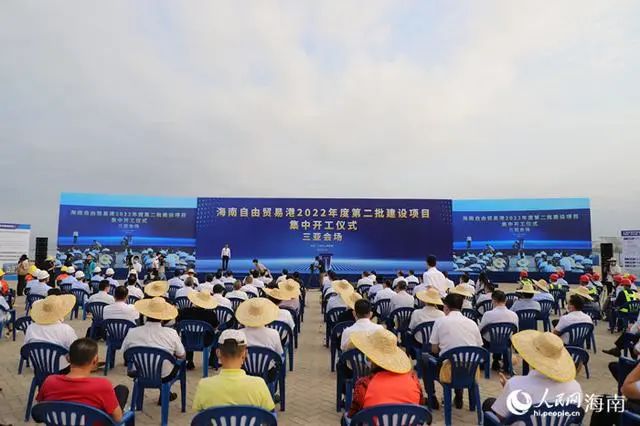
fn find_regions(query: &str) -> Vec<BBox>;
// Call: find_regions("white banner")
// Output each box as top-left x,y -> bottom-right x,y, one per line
621,230 -> 640,275
0,223 -> 31,272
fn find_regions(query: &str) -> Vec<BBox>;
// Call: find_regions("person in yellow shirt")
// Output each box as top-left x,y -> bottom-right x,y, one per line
192,329 -> 275,412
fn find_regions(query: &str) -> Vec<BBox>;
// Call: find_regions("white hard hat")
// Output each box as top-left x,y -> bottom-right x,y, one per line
106,268 -> 115,276
75,271 -> 85,279
37,270 -> 50,280
66,266 -> 75,274
93,267 -> 102,273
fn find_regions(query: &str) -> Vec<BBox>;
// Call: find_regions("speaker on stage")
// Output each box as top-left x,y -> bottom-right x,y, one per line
35,237 -> 48,269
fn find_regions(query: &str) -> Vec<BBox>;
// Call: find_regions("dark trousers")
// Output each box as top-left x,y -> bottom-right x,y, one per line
114,385 -> 129,409
482,397 -> 496,414
423,359 -> 463,403
17,275 -> 26,297
614,333 -> 640,350
552,319 -> 559,328
222,256 -> 229,270
482,341 -> 503,363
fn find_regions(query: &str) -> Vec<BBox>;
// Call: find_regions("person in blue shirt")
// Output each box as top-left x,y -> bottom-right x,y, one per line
511,283 -> 541,312
83,255 -> 96,279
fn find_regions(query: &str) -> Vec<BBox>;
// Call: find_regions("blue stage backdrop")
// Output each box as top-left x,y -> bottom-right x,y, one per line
451,198 -> 593,274
57,193 -> 197,270
196,198 -> 453,274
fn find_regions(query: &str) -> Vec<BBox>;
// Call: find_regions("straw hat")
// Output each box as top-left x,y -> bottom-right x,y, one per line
569,286 -> 594,301
350,329 -> 412,374
511,330 -> 576,382
264,287 -> 296,301
134,297 -> 178,320
144,281 -> 169,297
278,279 -> 302,297
416,288 -> 444,306
31,295 -> 76,325
450,284 -> 473,298
517,282 -> 539,294
340,291 -> 362,310
236,298 -> 280,327
331,280 -> 354,295
187,290 -> 219,310
535,279 -> 549,293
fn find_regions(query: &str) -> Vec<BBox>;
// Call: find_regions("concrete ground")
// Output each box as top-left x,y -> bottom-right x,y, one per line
0,283 -> 623,425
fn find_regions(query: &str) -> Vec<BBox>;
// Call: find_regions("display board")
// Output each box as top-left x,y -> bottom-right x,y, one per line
196,198 -> 453,273
0,223 -> 31,273
57,193 -> 197,270
452,198 -> 593,273
621,230 -> 640,275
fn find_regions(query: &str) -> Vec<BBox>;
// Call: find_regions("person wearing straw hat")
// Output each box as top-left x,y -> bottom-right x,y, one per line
339,299 -> 383,352
409,288 -> 445,332
192,329 -> 275,412
30,270 -> 53,297
511,282 -> 541,313
552,292 -> 593,344
345,329 -> 422,419
264,287 -> 296,332
389,281 -> 414,312
25,294 -> 78,370
235,298 -> 283,356
122,297 -> 185,393
240,275 -> 259,297
532,279 -> 555,303
449,284 -> 474,310
478,290 -> 519,372
185,268 -> 200,285
484,330 -> 582,421
278,279 -> 302,313
177,290 -> 220,370
144,280 -> 169,299
327,280 -> 354,312
88,280 -> 115,304
335,289 -> 365,323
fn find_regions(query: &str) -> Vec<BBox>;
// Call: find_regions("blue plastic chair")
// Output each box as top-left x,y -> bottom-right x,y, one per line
475,300 -> 493,317
191,405 -> 277,426
559,323 -> 594,350
25,294 -> 45,315
621,410 -> 640,426
480,322 -> 517,378
566,345 -> 590,379
407,322 -> 436,376
386,307 -> 414,341
617,357 -> 639,394
516,309 -> 539,331
619,300 -> 640,331
174,296 -> 192,310
243,347 -> 286,411
84,302 -> 109,339
227,297 -> 244,312
423,346 -> 489,426
70,289 -> 88,319
622,332 -> 639,357
31,401 -> 135,425
325,307 -> 347,347
373,299 -> 392,322
168,286 -> 179,301
267,320 -> 295,372
357,285 -> 371,298
103,319 -> 135,375
484,403 -> 583,425
505,293 -> 518,309
538,300 -> 554,331
281,306 -> 301,348
462,308 -> 477,322
336,349 -> 369,412
59,282 -> 72,294
330,321 -> 355,372
214,306 -> 235,330
549,288 -> 564,314
176,320 -> 215,378
345,403 -> 432,426
124,347 -> 187,426
20,342 -> 69,421
126,295 -> 140,305
14,314 -> 32,342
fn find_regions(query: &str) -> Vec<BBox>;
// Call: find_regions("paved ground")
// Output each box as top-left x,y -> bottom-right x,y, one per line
0,284 -> 624,425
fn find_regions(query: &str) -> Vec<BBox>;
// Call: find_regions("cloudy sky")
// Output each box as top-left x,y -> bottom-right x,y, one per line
1,1 -> 639,249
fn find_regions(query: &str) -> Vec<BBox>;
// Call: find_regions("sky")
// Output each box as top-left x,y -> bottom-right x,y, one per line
1,1 -> 639,251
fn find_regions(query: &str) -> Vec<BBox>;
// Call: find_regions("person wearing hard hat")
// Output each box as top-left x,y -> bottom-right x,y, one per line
61,266 -> 78,287
30,271 -> 53,297
517,270 -> 535,289
105,268 -> 119,290
0,268 -> 9,297
55,265 -> 70,285
71,271 -> 91,296
25,264 -> 40,293
0,269 -> 11,317
90,267 -> 104,286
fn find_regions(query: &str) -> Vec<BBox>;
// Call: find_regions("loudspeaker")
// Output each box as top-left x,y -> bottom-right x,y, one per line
601,243 -> 614,272
35,237 -> 48,269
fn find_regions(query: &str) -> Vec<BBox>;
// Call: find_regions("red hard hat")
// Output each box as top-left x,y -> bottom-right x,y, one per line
579,275 -> 589,283
630,275 -> 637,282
622,278 -> 632,286
614,275 -> 623,283
557,270 -> 565,278
520,270 -> 528,277
593,273 -> 600,280
550,274 -> 559,281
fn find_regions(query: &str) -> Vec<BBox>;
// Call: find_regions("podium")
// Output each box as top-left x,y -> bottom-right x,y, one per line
319,253 -> 333,271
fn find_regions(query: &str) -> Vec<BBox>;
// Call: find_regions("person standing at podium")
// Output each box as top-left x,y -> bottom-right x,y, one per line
221,244 -> 231,270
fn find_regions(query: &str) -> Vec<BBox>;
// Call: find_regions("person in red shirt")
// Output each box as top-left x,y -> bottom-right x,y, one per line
35,338 -> 129,422
346,329 -> 423,419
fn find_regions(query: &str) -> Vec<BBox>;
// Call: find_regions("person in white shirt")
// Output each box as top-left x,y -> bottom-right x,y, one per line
264,288 -> 296,332
368,280 -> 383,300
552,292 -> 593,344
125,273 -> 144,300
175,277 -> 196,299
405,270 -> 420,285
105,268 -> 119,290
369,271 -> 377,284
236,298 -> 283,355
71,271 -> 91,296
221,271 -> 234,285
250,271 -> 265,289
484,330 -> 582,422
321,272 -> 335,294
131,256 -> 143,276
103,286 -> 140,324
458,274 -> 475,295
340,299 -> 384,351
260,271 -> 273,286
240,276 -> 259,297
510,283 -> 541,312
389,281 -> 414,312
373,280 -> 396,303
409,288 -> 445,332
212,284 -> 232,309
478,290 -> 519,371
443,271 -> 455,293
168,270 -> 184,289
392,271 -> 406,289
427,293 -> 483,409
30,270 -> 53,297
276,269 -> 289,284
185,269 -> 200,286
476,282 -> 495,305
25,294 -> 78,370
121,297 -> 185,401
220,244 -> 231,270
357,272 -> 374,288
226,280 -> 248,301
90,267 -> 103,286
423,255 -> 449,296
607,257 -> 623,284
197,274 -> 216,294
87,280 -> 115,305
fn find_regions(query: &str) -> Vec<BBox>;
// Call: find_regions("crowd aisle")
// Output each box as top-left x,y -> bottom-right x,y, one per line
0,285 -> 625,425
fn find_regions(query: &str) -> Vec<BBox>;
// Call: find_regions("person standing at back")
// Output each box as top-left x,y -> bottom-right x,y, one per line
423,255 -> 448,297
16,254 -> 30,296
220,244 -> 231,271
